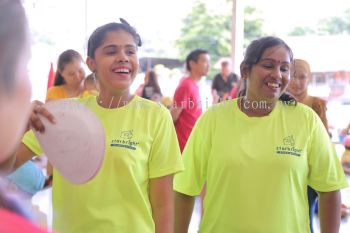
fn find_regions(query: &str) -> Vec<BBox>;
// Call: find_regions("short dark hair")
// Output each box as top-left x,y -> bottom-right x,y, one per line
0,0 -> 28,93
186,49 -> 208,72
54,49 -> 83,86
87,18 -> 142,59
238,36 -> 296,105
221,61 -> 230,67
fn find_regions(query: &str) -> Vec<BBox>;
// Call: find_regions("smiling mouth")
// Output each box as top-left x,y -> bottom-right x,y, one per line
267,82 -> 281,88
113,68 -> 131,74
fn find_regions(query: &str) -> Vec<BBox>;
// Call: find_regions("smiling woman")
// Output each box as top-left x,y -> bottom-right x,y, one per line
12,18 -> 184,233
174,36 -> 348,233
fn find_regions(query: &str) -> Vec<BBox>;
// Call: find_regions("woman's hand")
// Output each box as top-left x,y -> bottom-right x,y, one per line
27,100 -> 55,133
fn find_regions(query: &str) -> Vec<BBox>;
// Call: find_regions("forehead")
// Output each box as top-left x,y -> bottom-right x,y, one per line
62,59 -> 83,71
197,53 -> 210,61
100,30 -> 136,48
293,61 -> 310,74
261,45 -> 291,64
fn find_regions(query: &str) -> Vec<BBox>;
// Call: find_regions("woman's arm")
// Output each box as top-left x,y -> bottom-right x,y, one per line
174,191 -> 195,233
0,100 -> 54,173
0,143 -> 36,174
318,190 -> 341,233
149,175 -> 174,233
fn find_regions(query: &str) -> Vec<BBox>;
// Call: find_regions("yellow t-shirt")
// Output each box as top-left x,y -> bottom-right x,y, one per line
174,99 -> 348,233
23,95 -> 184,233
46,86 -> 97,101
46,86 -> 68,101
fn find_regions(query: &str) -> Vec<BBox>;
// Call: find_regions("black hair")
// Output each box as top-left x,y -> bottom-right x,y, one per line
238,36 -> 296,105
87,18 -> 142,59
186,49 -> 209,72
141,70 -> 162,99
0,0 -> 27,93
54,49 -> 83,86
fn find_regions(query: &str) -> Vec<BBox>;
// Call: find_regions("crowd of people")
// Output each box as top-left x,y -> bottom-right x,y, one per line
0,1 -> 349,233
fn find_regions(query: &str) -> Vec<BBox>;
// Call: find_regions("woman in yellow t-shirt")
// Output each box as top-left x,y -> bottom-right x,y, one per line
4,19 -> 183,233
174,36 -> 347,233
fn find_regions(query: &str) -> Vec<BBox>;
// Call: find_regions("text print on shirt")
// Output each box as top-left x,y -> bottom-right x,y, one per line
276,135 -> 302,157
111,130 -> 140,150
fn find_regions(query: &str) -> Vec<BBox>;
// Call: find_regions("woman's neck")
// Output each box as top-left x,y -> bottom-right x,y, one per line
97,90 -> 133,109
63,84 -> 83,98
293,90 -> 308,102
238,96 -> 276,117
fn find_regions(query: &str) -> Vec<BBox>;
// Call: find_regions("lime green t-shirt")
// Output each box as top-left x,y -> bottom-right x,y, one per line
173,99 -> 348,233
23,95 -> 184,233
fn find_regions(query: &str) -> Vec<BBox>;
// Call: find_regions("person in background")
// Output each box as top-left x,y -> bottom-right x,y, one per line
0,0 -> 50,232
211,60 -> 239,104
46,49 -> 86,101
83,72 -> 100,96
287,59 -> 328,129
171,49 -> 210,153
45,49 -> 90,179
3,19 -> 183,233
174,36 -> 348,233
141,70 -> 163,102
287,58 -> 330,233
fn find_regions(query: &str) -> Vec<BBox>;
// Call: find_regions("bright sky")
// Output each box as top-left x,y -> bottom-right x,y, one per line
244,0 -> 350,35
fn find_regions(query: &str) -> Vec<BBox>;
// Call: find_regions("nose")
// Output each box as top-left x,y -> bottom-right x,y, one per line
271,67 -> 282,80
117,50 -> 129,63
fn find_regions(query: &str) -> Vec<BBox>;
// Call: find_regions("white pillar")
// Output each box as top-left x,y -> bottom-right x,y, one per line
231,0 -> 244,75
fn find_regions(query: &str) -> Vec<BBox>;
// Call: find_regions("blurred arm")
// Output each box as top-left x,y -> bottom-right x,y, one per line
0,143 -> 35,174
174,191 -> 195,233
150,175 -> 174,233
318,190 -> 341,233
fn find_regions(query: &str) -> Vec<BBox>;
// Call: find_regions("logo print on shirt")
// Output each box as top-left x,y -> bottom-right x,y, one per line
276,135 -> 302,157
283,135 -> 295,147
111,130 -> 139,150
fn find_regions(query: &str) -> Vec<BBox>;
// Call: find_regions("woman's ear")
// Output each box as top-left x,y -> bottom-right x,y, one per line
240,63 -> 248,80
86,57 -> 96,72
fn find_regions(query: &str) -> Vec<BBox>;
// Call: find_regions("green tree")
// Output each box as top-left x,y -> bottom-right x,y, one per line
288,8 -> 350,36
175,1 -> 265,64
243,6 -> 265,47
318,16 -> 349,35
288,26 -> 315,36
175,1 -> 231,63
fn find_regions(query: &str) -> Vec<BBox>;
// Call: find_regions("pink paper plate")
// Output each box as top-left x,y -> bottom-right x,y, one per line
34,99 -> 105,184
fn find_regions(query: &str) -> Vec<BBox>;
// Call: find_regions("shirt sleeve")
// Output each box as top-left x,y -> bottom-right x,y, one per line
22,130 -> 43,155
148,107 -> 184,178
173,84 -> 188,109
307,111 -> 348,191
173,109 -> 213,196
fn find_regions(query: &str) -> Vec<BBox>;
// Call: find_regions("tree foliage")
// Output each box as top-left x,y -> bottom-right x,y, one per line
289,8 -> 350,36
175,1 -> 264,63
175,1 -> 231,63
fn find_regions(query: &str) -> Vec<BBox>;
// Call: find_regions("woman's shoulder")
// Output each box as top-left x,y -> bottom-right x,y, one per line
311,96 -> 327,107
282,100 -> 316,118
46,85 -> 66,100
47,85 -> 64,92
132,95 -> 168,112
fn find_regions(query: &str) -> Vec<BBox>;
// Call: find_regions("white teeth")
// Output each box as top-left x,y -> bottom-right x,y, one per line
113,68 -> 129,73
267,83 -> 280,88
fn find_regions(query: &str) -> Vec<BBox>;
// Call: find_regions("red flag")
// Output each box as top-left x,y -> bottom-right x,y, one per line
47,62 -> 55,90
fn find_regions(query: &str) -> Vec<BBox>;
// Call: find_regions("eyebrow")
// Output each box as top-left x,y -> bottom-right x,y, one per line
102,44 -> 137,50
260,58 -> 290,64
